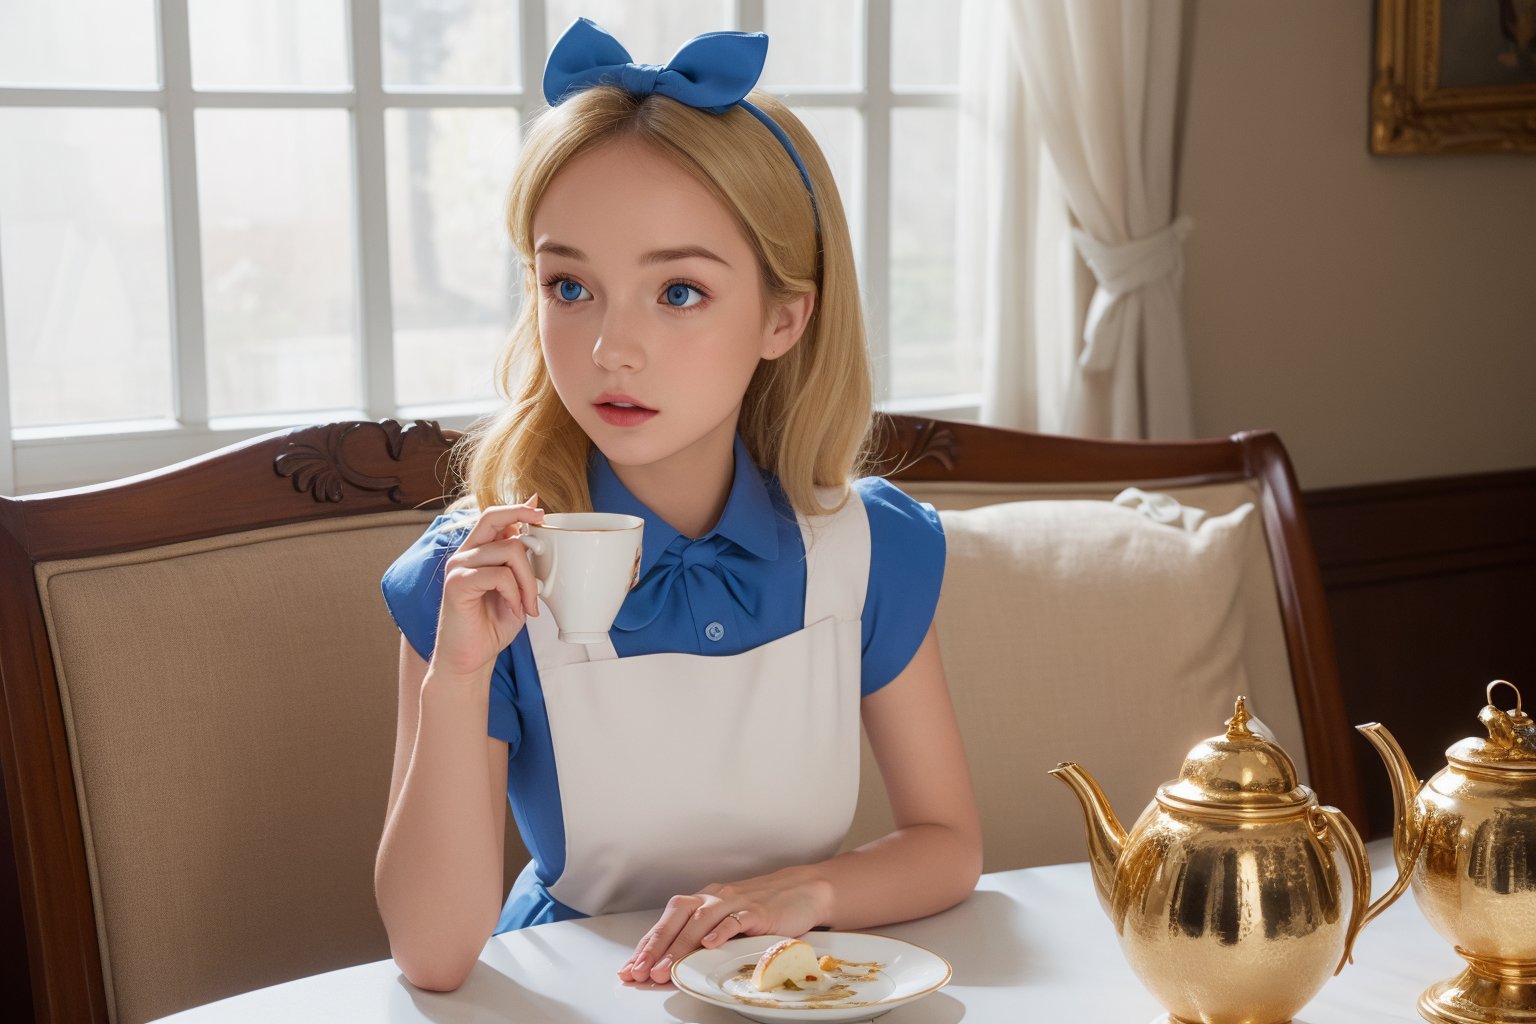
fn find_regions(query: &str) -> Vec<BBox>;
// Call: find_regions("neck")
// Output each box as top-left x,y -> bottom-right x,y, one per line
609,430 -> 737,540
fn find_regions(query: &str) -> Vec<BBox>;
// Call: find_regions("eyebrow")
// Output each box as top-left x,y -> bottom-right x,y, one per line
533,241 -> 730,268
640,245 -> 730,268
534,241 -> 587,261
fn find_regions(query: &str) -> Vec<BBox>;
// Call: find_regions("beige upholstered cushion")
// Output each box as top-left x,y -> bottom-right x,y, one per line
36,510 -> 528,1024
846,481 -> 1306,873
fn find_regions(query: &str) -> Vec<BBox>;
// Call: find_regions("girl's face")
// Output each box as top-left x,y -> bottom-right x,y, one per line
531,138 -> 808,483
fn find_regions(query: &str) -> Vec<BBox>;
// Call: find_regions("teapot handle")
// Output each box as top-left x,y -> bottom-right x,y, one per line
1309,804 -> 1370,975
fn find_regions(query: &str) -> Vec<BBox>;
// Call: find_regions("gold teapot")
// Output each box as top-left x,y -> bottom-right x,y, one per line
1052,696 -> 1395,1024
1358,679 -> 1536,1024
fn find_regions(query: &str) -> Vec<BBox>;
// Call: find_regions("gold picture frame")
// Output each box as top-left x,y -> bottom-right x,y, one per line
1371,0 -> 1536,154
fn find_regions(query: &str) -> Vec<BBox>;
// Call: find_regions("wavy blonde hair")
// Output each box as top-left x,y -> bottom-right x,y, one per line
453,86 -> 873,518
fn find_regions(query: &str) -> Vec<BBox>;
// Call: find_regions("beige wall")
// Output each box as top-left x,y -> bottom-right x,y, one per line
1178,1 -> 1536,489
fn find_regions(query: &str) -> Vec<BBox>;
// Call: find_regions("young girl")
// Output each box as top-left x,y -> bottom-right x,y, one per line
374,18 -> 981,991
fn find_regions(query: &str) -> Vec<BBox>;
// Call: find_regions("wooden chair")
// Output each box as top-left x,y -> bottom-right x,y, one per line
0,414 -> 1361,1022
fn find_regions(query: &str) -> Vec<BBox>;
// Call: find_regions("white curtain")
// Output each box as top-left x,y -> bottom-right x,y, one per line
961,0 -> 1192,439
957,0 -> 1070,431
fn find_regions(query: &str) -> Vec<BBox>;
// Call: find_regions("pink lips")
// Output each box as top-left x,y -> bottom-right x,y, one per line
593,392 -> 657,427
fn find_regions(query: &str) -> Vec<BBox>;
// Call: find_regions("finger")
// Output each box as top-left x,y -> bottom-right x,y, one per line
622,919 -> 687,983
503,541 -> 541,617
700,908 -> 749,949
460,502 -> 545,548
448,536 -> 537,568
449,539 -> 542,616
484,568 -> 528,620
620,898 -> 698,982
655,903 -> 738,981
502,494 -> 541,543
444,565 -> 522,617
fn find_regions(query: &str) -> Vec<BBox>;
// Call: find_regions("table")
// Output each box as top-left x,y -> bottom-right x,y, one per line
151,839 -> 1463,1023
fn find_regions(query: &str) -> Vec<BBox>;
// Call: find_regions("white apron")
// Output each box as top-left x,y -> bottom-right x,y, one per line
526,489 -> 869,917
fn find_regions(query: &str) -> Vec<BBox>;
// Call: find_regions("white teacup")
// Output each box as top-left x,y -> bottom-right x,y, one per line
520,512 -> 644,644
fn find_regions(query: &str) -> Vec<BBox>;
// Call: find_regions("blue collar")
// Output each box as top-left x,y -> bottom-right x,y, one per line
587,436 -> 783,575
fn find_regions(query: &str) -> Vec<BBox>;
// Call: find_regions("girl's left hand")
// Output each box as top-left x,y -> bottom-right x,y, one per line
617,867 -> 832,984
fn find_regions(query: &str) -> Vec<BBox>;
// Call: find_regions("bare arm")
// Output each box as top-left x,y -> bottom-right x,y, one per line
815,623 -> 983,927
620,624 -> 982,982
374,500 -> 544,991
375,643 -> 509,991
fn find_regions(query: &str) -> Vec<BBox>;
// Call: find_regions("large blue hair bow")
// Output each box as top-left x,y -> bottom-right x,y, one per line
542,17 -> 818,220
544,18 -> 767,114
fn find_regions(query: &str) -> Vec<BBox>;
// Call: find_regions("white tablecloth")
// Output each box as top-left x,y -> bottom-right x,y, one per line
152,839 -> 1462,1023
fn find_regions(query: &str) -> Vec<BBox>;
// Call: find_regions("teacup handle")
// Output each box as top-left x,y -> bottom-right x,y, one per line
519,534 -> 553,598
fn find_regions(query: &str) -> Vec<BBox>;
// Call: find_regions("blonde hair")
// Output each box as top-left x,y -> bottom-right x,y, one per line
453,86 -> 873,517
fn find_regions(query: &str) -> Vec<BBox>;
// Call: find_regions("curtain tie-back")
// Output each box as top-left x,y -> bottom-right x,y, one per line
1071,214 -> 1193,372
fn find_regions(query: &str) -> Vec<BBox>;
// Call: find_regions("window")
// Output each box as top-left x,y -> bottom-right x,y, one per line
0,0 -> 969,495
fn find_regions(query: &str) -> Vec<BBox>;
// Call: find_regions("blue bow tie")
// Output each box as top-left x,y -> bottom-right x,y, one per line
614,534 -> 762,633
544,18 -> 768,113
542,17 -> 818,220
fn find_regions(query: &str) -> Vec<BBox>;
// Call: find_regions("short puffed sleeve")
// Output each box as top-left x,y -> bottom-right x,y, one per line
856,477 -> 946,697
380,513 -> 471,663
380,513 -> 523,748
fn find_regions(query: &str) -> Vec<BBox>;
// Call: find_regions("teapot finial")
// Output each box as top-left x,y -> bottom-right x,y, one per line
1480,680 -> 1536,760
1226,695 -> 1254,740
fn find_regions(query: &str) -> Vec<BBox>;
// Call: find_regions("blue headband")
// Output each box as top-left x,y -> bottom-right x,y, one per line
542,18 -> 819,232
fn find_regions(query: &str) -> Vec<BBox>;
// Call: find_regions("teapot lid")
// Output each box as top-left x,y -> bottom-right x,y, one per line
1159,696 -> 1313,811
1447,680 -> 1536,772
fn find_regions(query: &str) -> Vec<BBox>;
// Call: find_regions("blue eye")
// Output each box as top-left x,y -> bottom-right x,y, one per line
663,283 -> 704,308
555,279 -> 590,303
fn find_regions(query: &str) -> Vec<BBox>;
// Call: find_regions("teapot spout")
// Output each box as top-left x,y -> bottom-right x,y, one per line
1353,722 -> 1424,927
1355,723 -> 1424,876
1049,762 -> 1127,912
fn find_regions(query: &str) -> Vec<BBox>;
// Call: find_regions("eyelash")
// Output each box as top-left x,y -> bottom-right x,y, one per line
538,275 -> 712,313
659,279 -> 710,313
539,275 -> 586,309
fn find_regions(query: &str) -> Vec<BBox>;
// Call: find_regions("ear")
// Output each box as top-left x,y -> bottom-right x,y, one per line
761,289 -> 816,361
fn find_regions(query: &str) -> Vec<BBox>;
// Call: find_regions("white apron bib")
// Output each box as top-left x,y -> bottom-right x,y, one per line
527,489 -> 869,917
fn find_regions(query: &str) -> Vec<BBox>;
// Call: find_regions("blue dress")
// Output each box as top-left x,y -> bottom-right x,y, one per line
381,435 -> 945,931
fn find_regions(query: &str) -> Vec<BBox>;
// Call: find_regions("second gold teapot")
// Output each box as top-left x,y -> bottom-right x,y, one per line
1053,696 -> 1398,1024
1358,679 -> 1536,1024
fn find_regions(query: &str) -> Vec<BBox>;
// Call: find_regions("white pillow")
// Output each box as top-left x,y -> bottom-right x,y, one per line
888,493 -> 1282,870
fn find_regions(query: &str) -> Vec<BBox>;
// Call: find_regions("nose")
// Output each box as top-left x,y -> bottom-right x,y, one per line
591,304 -> 646,372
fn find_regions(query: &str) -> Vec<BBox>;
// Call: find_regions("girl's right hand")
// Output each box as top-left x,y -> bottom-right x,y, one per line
430,496 -> 545,682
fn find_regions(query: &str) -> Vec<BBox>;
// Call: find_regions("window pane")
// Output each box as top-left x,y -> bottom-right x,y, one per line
789,106 -> 862,274
763,0 -> 859,88
387,108 -> 520,407
0,0 -> 158,87
196,110 -> 358,417
544,0 -> 731,67
892,0 -> 960,88
382,0 -> 520,90
0,108 -> 173,428
889,109 -> 972,401
189,0 -> 349,90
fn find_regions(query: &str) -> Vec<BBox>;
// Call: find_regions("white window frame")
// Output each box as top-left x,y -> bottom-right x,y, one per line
0,0 -> 970,496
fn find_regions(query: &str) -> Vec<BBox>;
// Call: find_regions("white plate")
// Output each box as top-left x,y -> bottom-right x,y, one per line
672,932 -> 951,1023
